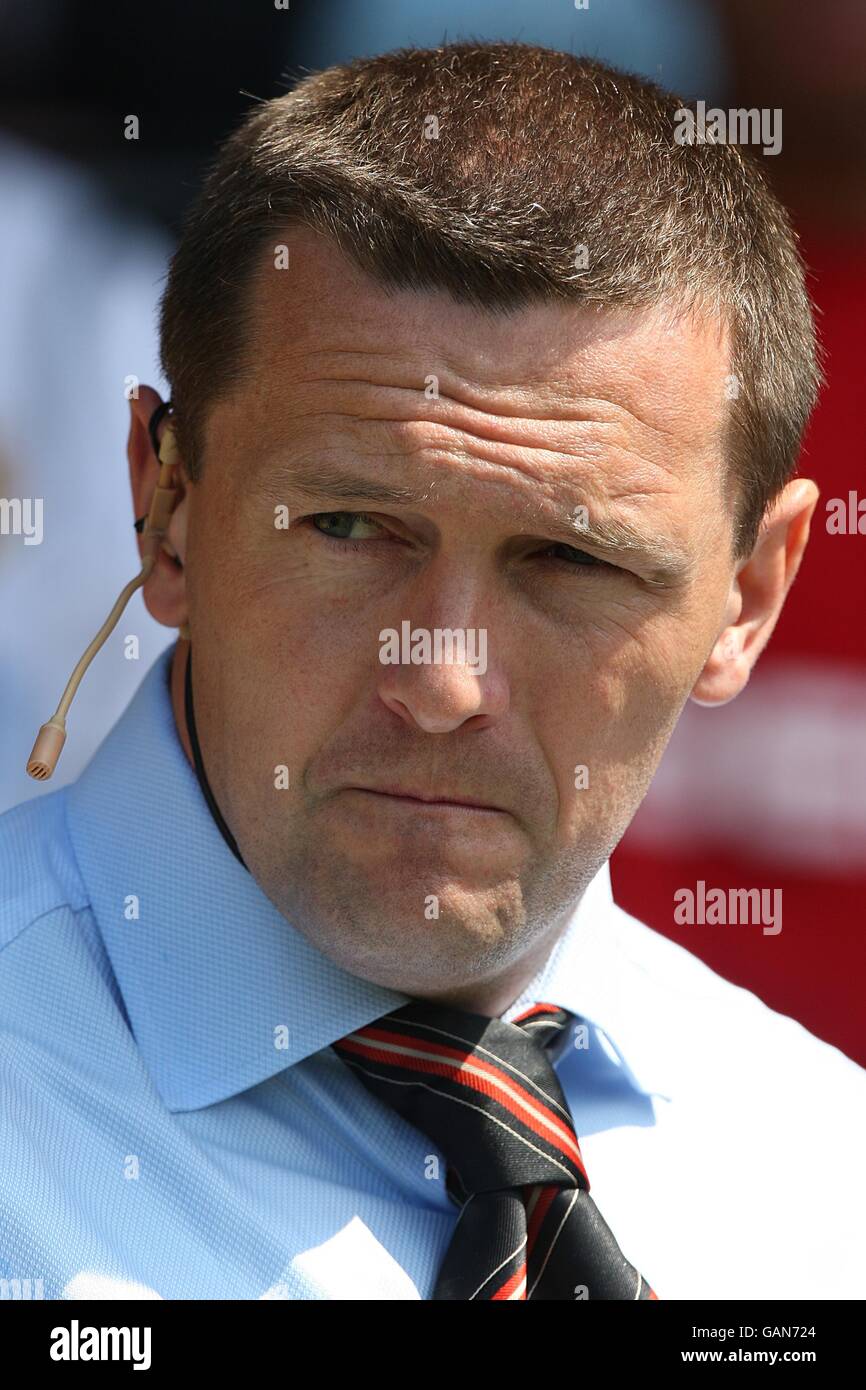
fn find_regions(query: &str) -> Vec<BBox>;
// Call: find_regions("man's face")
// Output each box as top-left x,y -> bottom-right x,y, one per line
182,227 -> 736,1001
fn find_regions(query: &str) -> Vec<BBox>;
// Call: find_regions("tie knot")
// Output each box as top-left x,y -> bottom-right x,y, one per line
332,997 -> 589,1204
508,1000 -> 575,1053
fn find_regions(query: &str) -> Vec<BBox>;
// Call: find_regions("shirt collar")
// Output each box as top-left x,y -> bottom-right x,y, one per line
500,869 -> 672,1100
65,644 -> 666,1111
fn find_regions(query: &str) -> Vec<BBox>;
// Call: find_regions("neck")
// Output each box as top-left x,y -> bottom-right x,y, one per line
415,926 -> 568,1018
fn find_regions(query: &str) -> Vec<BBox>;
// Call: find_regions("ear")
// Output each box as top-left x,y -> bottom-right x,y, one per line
128,386 -> 191,631
691,477 -> 819,707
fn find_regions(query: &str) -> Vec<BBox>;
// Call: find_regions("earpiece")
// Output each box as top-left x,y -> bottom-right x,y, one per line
26,405 -> 185,781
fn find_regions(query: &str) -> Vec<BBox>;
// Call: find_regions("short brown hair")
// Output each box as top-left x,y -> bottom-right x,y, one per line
159,40 -> 821,557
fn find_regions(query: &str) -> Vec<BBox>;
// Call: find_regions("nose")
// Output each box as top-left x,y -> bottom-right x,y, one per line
377,624 -> 508,734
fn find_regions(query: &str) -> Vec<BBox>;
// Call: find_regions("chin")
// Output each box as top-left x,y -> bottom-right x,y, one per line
307,887 -> 525,986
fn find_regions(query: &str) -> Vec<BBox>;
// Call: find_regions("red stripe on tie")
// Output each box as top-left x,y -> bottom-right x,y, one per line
491,1262 -> 527,1300
339,1029 -> 587,1179
340,1028 -> 583,1168
525,1183 -> 558,1258
511,1002 -> 562,1023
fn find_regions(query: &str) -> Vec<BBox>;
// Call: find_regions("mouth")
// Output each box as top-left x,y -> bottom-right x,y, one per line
346,785 -> 506,814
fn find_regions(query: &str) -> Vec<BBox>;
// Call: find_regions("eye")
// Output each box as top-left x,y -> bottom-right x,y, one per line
309,511 -> 385,543
537,541 -> 613,571
305,514 -> 618,573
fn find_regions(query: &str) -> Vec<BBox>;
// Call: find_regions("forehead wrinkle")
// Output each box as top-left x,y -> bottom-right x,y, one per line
345,412 -> 689,506
259,405 -> 692,523
258,424 -> 654,508
260,383 -> 718,530
289,355 -> 600,418
291,374 -> 578,431
280,367 -> 706,462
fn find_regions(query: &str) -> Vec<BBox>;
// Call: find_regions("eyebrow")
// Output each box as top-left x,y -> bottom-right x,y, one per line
258,458 -> 693,587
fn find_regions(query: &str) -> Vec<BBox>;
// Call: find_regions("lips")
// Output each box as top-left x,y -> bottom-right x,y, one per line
349,784 -> 504,812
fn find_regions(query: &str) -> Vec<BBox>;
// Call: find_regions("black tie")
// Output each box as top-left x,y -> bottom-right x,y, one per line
332,997 -> 658,1300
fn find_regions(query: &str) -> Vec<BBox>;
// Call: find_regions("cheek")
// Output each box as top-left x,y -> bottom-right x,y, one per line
535,598 -> 693,731
212,604 -> 369,812
532,612 -> 701,839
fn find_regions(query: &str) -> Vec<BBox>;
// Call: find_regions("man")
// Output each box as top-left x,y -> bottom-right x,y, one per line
1,41 -> 863,1301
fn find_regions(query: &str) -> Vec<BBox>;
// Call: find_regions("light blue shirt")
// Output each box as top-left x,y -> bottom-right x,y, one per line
2,645 -> 864,1299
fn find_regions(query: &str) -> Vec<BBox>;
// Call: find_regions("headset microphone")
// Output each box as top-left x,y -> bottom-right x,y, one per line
26,405 -> 186,781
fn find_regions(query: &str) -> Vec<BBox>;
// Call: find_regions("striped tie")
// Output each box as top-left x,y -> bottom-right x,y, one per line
332,998 -> 658,1300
